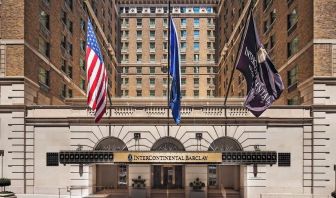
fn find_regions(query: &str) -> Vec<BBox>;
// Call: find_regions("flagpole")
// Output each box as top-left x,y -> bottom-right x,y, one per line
167,0 -> 171,137
223,5 -> 252,136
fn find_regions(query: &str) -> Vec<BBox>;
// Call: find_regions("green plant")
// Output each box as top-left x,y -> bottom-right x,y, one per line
0,178 -> 11,192
189,177 -> 205,191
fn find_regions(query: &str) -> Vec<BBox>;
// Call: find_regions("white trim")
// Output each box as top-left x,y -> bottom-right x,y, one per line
313,39 -> 336,44
0,39 -> 25,45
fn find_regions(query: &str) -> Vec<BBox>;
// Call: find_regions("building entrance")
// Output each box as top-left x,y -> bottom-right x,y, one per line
152,165 -> 184,189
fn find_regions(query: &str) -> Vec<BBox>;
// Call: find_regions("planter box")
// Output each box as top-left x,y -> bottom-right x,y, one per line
190,190 -> 206,198
131,188 -> 146,198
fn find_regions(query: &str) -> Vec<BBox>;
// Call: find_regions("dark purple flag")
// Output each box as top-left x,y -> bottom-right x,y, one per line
235,12 -> 284,117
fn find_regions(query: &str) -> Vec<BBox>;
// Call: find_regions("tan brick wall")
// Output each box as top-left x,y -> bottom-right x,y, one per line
313,0 -> 336,39
0,0 -> 24,39
314,44 -> 332,76
6,45 -> 24,76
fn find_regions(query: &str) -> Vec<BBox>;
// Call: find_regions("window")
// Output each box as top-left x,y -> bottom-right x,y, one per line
207,18 -> 212,25
150,78 -> 155,85
181,90 -> 186,96
136,66 -> 142,73
194,42 -> 199,51
163,18 -> 168,26
150,54 -> 155,62
181,54 -> 186,61
181,18 -> 187,26
194,78 -> 199,85
270,9 -> 276,24
150,18 -> 155,26
40,11 -> 50,30
123,67 -> 129,73
207,90 -> 211,97
150,31 -> 155,38
194,54 -> 199,62
287,66 -> 298,87
287,9 -> 298,31
181,78 -> 186,85
194,30 -> 199,39
80,79 -> 85,91
194,66 -> 199,74
80,18 -> 86,32
207,78 -> 211,84
181,42 -> 186,49
137,54 -> 142,62
80,58 -> 85,71
137,42 -> 142,50
163,42 -> 168,50
150,90 -> 155,96
207,67 -> 212,73
137,30 -> 142,38
80,39 -> 86,52
136,90 -> 142,96
39,37 -> 50,58
181,7 -> 186,13
123,78 -> 129,85
122,54 -> 129,62
263,0 -> 272,11
65,0 -> 73,10
181,66 -> 186,74
163,78 -> 167,84
39,67 -> 50,86
163,89 -> 167,96
136,78 -> 142,85
287,95 -> 300,105
287,37 -> 298,58
181,30 -> 187,38
164,30 -> 168,38
194,18 -> 199,26
150,42 -> 155,49
193,7 -> 200,13
150,67 -> 155,74
270,34 -> 276,49
207,30 -> 212,37
137,18 -> 142,26
206,7 -> 213,13
194,90 -> 199,97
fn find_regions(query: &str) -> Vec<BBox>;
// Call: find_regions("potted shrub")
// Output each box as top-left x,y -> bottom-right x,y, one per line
0,178 -> 16,197
189,178 -> 206,198
131,176 -> 146,198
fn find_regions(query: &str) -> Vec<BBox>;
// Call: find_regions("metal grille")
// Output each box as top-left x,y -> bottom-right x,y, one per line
46,152 -> 59,166
278,153 -> 291,166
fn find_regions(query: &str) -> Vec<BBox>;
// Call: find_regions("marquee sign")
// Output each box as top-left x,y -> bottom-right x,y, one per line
54,151 -> 277,166
114,152 -> 222,164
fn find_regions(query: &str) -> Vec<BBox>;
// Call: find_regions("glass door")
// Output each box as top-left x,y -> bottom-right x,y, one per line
208,165 -> 217,188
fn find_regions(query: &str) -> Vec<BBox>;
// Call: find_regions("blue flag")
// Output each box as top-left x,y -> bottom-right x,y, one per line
235,12 -> 284,117
169,17 -> 181,124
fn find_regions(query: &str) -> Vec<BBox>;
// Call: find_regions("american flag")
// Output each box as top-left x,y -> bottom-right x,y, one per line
85,19 -> 107,122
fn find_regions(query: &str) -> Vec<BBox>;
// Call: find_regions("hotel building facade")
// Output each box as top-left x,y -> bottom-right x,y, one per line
0,0 -> 336,198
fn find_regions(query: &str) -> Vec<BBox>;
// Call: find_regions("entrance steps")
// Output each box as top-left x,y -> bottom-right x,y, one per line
150,189 -> 185,198
208,188 -> 240,198
208,189 -> 224,198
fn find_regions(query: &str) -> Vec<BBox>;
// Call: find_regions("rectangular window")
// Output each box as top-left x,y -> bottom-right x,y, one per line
150,78 -> 155,85
163,18 -> 168,26
194,54 -> 199,62
287,66 -> 298,87
137,30 -> 142,38
137,18 -> 142,26
181,66 -> 186,74
136,66 -> 142,73
194,66 -> 199,74
287,9 -> 298,32
193,7 -> 200,13
270,34 -> 276,49
181,42 -> 186,49
207,78 -> 211,84
124,78 -> 129,85
181,18 -> 187,26
163,78 -> 167,84
194,78 -> 199,85
194,30 -> 199,39
39,37 -> 50,58
136,90 -> 142,96
137,54 -> 142,62
181,90 -> 186,96
150,54 -> 155,62
150,90 -> 155,96
39,67 -> 50,86
40,11 -> 50,30
181,30 -> 187,38
194,90 -> 199,97
136,78 -> 142,85
80,79 -> 86,91
194,42 -> 199,51
150,42 -> 155,49
150,30 -> 155,38
287,37 -> 299,58
181,54 -> 186,61
287,95 -> 300,105
150,66 -> 155,74
80,58 -> 85,71
194,18 -> 199,26
181,78 -> 186,85
137,42 -> 142,50
150,18 -> 155,26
